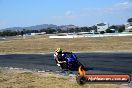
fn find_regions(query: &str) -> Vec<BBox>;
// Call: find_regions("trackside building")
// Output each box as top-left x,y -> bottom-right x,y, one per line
125,22 -> 132,32
96,23 -> 109,33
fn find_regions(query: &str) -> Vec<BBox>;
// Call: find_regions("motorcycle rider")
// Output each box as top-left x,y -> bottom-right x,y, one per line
54,48 -> 66,66
54,48 -> 85,70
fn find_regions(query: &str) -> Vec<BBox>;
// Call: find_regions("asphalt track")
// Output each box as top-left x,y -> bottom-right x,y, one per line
0,53 -> 132,75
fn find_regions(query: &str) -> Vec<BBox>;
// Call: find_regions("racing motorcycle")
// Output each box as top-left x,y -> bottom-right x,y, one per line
54,52 -> 85,71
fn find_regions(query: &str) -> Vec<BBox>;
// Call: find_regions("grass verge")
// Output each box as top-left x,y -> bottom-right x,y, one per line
0,70 -> 119,88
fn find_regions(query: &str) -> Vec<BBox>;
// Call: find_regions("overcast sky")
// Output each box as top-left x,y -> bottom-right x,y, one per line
0,0 -> 132,29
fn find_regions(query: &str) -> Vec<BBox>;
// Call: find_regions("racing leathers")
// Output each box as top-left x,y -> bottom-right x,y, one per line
54,52 -> 66,66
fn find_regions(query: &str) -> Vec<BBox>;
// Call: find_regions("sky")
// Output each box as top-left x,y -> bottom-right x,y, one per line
0,0 -> 132,29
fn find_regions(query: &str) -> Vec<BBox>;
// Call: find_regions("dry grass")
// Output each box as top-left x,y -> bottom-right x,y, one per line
0,36 -> 132,53
0,70 -> 119,88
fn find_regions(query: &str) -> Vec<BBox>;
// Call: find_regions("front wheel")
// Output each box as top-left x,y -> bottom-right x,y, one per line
76,76 -> 87,85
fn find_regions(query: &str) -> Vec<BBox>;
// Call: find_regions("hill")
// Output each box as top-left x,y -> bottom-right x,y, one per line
1,24 -> 58,31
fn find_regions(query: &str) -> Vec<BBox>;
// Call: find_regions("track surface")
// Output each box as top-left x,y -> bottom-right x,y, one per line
0,53 -> 132,74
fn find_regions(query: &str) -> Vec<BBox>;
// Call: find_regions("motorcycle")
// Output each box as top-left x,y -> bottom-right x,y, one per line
54,52 -> 85,71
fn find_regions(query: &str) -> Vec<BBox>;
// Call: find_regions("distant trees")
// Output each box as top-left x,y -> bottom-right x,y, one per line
106,25 -> 125,33
64,26 -> 96,33
100,31 -> 105,34
118,25 -> 125,33
0,30 -> 17,36
80,27 -> 93,32
0,26 -> 93,37
106,29 -> 114,33
127,18 -> 132,22
0,24 -> 127,37
44,28 -> 56,34
109,25 -> 118,30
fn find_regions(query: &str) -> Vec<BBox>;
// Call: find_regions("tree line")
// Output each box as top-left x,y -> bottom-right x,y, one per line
0,24 -> 125,37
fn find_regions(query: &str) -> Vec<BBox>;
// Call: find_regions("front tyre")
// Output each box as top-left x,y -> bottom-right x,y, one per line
76,76 -> 87,85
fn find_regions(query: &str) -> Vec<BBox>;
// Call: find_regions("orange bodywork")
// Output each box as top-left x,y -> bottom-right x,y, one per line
78,66 -> 86,76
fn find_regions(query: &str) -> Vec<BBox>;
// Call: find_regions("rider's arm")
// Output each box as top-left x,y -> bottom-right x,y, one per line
54,53 -> 59,63
54,52 -> 67,64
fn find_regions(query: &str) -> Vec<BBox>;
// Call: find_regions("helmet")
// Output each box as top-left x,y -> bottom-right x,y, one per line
56,48 -> 62,53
